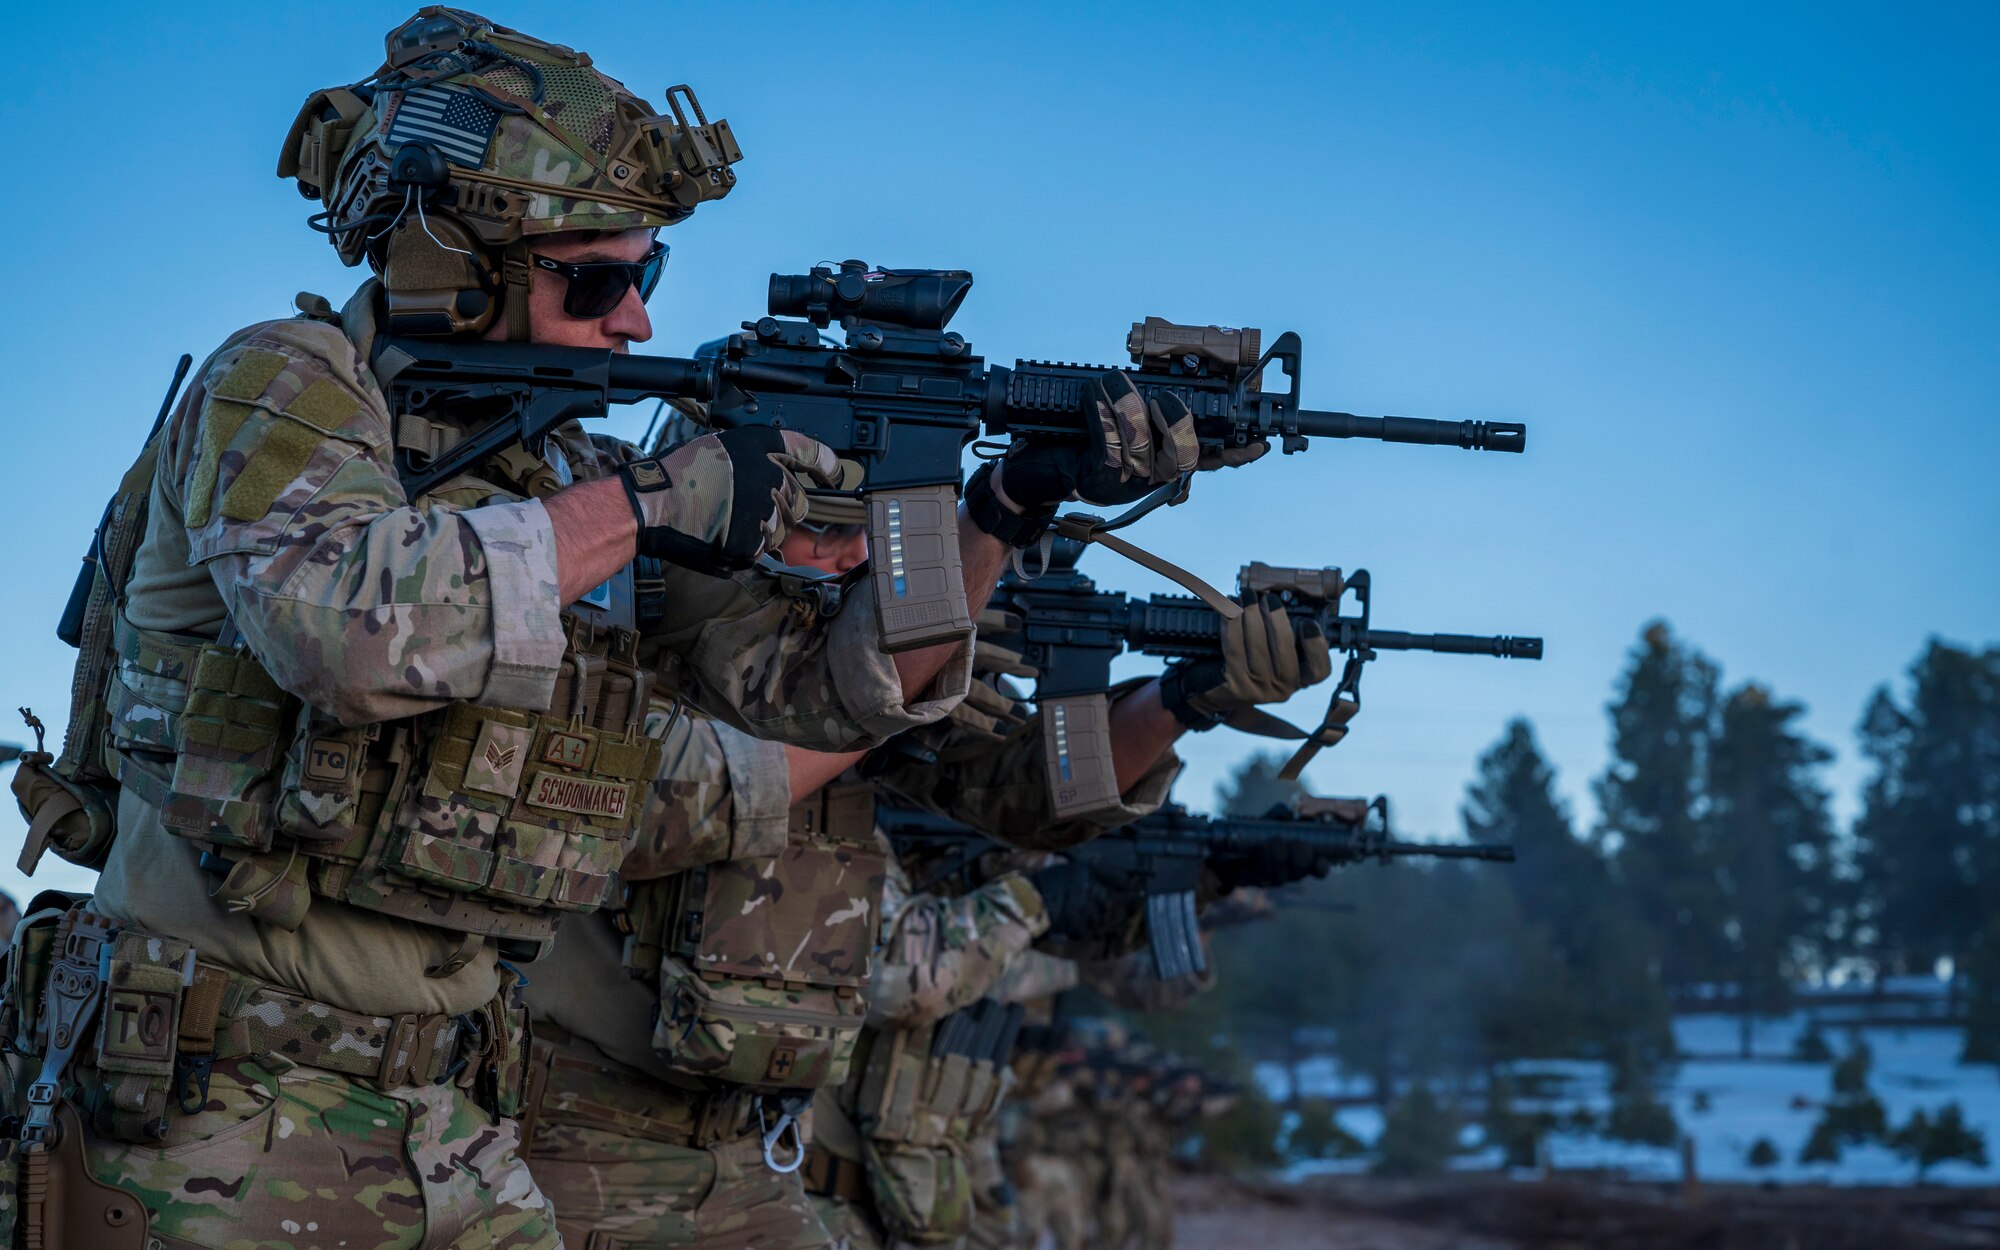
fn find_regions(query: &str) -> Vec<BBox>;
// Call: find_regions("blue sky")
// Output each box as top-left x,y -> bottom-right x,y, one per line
2,2 -> 1995,902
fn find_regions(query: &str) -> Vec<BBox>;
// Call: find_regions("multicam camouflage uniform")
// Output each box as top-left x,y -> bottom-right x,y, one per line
50,255 -> 965,1245
11,50 -> 961,1241
992,966 -> 1212,1250
521,659 -> 1175,1250
519,713 -> 837,1250
800,667 -> 1176,1250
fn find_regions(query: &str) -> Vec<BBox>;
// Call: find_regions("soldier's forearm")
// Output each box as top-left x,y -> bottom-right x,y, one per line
1109,680 -> 1184,793
786,747 -> 868,804
545,476 -> 638,605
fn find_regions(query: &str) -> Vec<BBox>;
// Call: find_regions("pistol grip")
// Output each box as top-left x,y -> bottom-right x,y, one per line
1039,694 -> 1121,820
868,485 -> 974,653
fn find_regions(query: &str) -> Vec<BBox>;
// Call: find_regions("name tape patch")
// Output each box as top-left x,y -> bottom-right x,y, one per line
522,771 -> 629,819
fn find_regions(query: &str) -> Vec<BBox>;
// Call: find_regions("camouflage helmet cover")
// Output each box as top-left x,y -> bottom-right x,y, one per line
278,8 -> 741,333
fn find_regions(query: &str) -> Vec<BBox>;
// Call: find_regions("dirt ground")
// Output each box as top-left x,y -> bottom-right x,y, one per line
1168,1170 -> 2000,1250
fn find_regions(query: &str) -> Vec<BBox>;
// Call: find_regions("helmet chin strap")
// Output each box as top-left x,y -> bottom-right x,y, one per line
501,239 -> 534,341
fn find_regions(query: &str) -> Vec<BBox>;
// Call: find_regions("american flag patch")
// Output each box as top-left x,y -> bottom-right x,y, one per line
386,84 -> 500,168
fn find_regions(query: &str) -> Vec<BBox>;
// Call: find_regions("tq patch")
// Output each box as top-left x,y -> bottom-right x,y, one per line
303,735 -> 353,784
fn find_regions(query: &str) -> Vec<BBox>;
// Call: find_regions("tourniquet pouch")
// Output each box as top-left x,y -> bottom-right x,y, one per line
80,927 -> 196,1143
652,783 -> 885,1090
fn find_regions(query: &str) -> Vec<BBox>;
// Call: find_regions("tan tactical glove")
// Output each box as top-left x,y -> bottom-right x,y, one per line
618,427 -> 839,575
994,372 -> 1201,512
1159,595 -> 1334,730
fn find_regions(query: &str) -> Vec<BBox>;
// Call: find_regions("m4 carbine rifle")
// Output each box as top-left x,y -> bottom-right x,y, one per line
982,538 -> 1542,814
880,795 -> 1514,980
373,261 -> 1526,651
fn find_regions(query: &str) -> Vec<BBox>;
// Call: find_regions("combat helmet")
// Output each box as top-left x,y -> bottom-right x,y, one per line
278,6 -> 742,338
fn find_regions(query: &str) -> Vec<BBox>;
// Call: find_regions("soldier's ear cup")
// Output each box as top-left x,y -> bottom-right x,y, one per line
381,218 -> 498,337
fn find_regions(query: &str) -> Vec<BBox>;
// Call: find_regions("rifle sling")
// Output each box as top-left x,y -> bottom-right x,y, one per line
1278,656 -> 1367,781
1051,515 -> 1243,620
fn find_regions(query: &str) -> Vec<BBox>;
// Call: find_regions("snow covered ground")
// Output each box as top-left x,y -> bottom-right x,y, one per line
1258,1005 -> 2000,1186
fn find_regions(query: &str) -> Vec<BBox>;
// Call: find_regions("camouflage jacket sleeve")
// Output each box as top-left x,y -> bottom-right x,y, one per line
864,845 -> 1051,1026
872,674 -> 1181,851
988,949 -> 1082,1005
164,319 -> 566,724
619,711 -> 791,882
582,433 -> 974,752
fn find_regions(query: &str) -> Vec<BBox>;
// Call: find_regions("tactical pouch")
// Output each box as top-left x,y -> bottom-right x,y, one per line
9,759 -> 115,877
161,643 -> 290,854
845,999 -> 1021,1241
83,928 -> 196,1144
275,715 -> 389,847
862,1135 -> 974,1246
379,617 -> 659,919
652,783 -> 885,1091
383,699 -> 657,914
207,846 -> 315,930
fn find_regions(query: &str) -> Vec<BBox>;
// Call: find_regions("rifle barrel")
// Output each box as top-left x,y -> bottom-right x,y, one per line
1294,409 -> 1526,454
1360,630 -> 1543,660
1378,840 -> 1516,861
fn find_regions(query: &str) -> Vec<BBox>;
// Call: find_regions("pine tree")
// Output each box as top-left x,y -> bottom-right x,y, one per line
1960,914 -> 2000,1065
1706,683 -> 1838,1055
1375,1084 -> 1460,1177
1595,622 -> 1726,994
1890,1102 -> 1989,1182
1464,719 -> 1670,1063
1853,642 -> 2000,976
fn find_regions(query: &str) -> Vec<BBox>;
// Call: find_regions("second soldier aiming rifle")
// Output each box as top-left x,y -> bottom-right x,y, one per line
880,795 -> 1515,980
372,260 -> 1528,653
983,538 -> 1543,815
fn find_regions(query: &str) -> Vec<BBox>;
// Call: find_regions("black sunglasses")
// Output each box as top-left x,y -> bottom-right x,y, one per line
531,241 -> 668,319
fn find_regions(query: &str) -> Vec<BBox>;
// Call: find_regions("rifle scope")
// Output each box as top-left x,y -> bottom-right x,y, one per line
768,261 -> 971,330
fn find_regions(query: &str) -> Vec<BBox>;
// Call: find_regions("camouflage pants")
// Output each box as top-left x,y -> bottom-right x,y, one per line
808,1194 -> 884,1250
961,1125 -> 1019,1250
527,1122 -> 831,1249
812,1194 -> 975,1250
82,1054 -> 556,1250
1012,1153 -> 1087,1250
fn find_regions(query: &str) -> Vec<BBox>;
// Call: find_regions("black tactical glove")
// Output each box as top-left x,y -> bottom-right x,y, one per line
1207,837 -> 1337,892
618,427 -> 839,575
1159,595 -> 1335,730
1024,862 -> 1114,943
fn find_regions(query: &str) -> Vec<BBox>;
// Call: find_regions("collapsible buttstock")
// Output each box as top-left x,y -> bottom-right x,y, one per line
868,485 -> 973,652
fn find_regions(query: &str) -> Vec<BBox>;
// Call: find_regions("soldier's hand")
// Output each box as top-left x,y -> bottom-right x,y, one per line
619,428 -> 839,575
999,371 -> 1200,511
1159,595 -> 1333,729
1208,837 -> 1336,892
